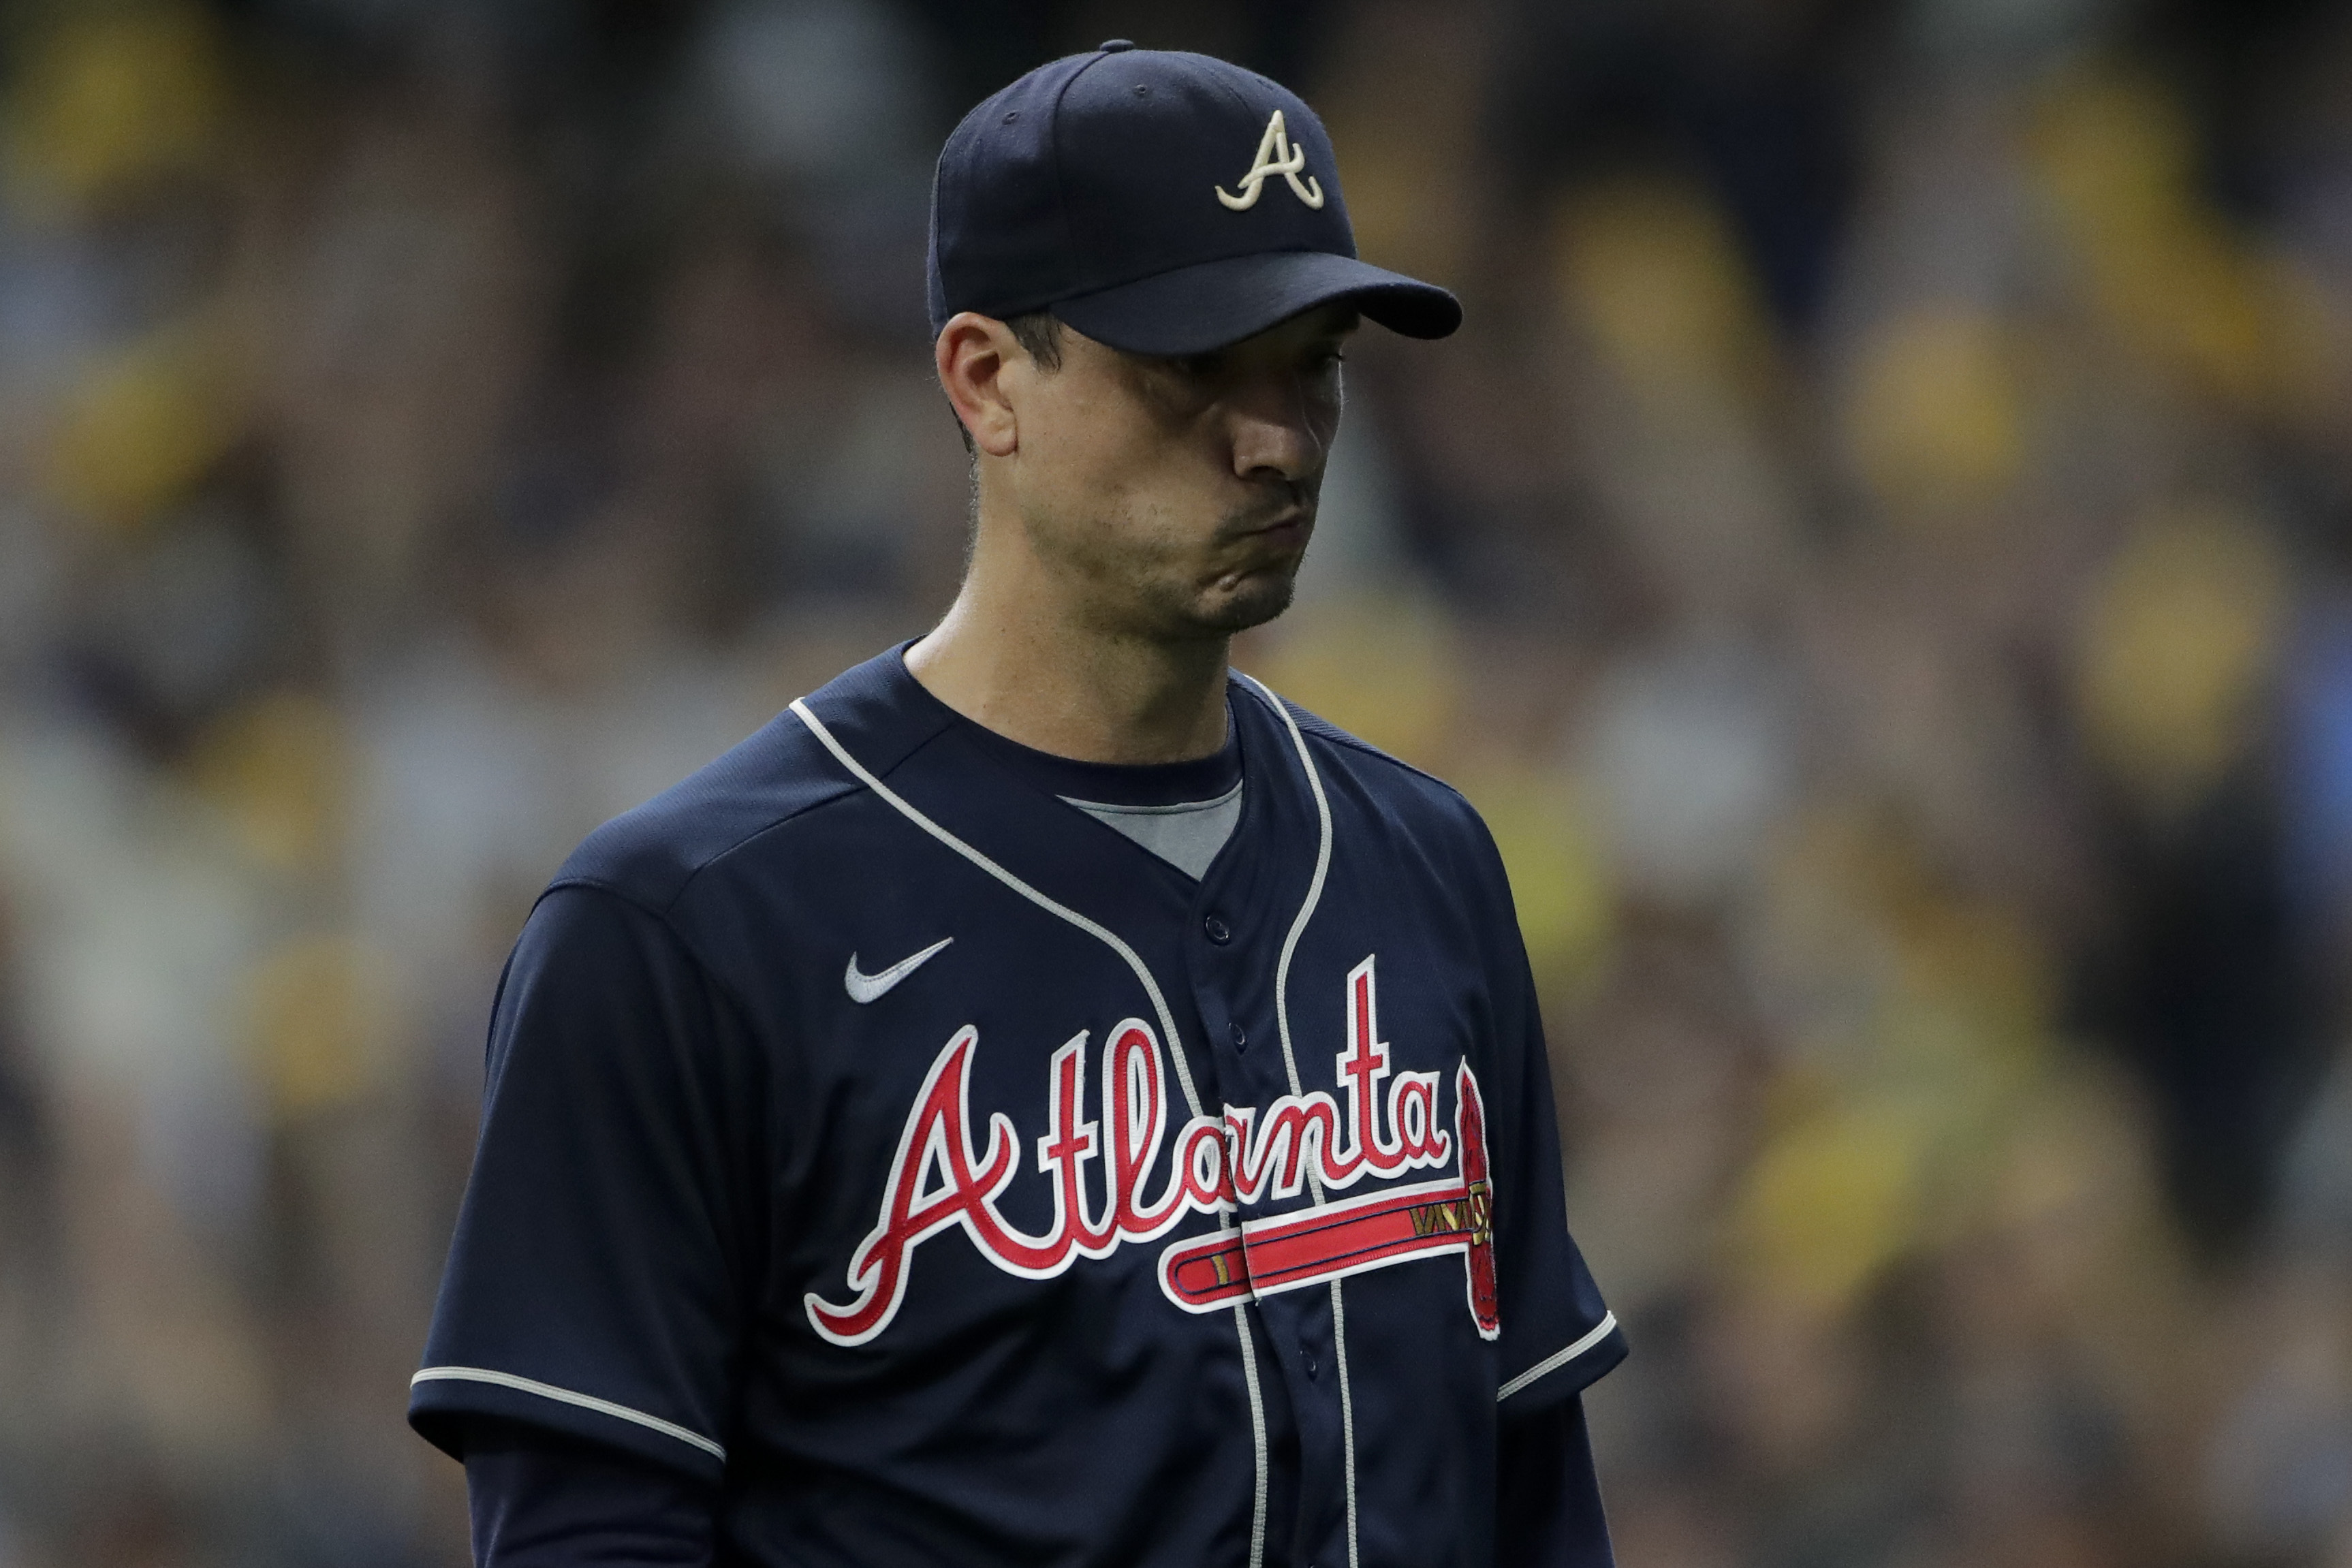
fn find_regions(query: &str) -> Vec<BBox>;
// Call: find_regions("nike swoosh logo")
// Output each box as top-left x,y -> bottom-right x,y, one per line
845,937 -> 953,1004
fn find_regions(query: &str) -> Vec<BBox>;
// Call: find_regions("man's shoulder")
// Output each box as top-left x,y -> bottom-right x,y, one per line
548,708 -> 854,914
552,648 -> 944,915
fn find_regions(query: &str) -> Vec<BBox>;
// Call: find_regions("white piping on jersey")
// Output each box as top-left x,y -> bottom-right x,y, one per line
1328,1273 -> 1360,1568
789,697 -> 1270,1568
1232,1301 -> 1271,1568
411,1366 -> 727,1460
1495,1311 -> 1620,1402
1232,672 -> 1360,1568
790,700 -> 1209,1122
1235,674 -> 1334,1159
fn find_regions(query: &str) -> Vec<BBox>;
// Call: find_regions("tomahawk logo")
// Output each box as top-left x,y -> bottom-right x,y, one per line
1215,109 -> 1325,211
805,956 -> 1500,1347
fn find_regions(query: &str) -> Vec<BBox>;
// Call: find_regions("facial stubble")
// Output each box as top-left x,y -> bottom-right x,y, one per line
1026,491 -> 1313,643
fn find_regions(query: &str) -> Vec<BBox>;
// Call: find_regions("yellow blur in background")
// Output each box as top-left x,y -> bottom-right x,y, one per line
1,1 -> 2351,1564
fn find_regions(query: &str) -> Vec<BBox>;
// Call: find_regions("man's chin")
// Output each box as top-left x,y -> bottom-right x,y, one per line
1187,567 -> 1298,636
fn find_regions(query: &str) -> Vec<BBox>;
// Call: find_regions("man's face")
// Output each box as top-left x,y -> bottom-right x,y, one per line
1001,304 -> 1355,641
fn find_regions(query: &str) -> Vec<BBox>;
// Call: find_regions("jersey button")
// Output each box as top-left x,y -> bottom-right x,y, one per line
1203,914 -> 1232,944
1304,1355 -> 1319,1379
1229,1021 -> 1247,1050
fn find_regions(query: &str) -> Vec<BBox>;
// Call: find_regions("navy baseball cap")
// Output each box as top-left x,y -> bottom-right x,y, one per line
927,42 -> 1461,357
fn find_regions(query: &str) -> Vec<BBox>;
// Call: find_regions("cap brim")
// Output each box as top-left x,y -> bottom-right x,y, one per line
1049,251 -> 1460,357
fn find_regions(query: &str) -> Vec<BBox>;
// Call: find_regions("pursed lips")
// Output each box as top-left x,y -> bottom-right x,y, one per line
1207,507 -> 1312,591
1240,506 -> 1313,549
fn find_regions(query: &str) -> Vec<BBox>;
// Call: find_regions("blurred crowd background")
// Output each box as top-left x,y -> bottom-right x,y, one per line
2,0 -> 2351,1562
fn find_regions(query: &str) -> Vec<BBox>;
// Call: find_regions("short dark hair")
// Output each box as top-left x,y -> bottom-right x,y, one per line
956,311 -> 1063,454
1006,311 -> 1063,371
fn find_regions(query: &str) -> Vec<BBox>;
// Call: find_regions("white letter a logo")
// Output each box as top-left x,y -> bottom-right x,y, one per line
1215,110 -> 1325,212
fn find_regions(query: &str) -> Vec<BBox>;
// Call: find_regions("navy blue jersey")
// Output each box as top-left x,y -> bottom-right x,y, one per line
411,645 -> 1625,1568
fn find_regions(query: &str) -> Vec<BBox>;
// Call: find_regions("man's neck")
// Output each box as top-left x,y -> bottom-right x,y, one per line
905,575 -> 1230,767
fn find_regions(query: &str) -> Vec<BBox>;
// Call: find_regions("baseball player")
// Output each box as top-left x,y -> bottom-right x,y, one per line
411,42 -> 1625,1567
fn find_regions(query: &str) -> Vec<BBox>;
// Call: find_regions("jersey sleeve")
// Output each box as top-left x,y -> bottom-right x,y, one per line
1472,818 -> 1628,1414
409,883 -> 768,1481
465,1416 -> 719,1565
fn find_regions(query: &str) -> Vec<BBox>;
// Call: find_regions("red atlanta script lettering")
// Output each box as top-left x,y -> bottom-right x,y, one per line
806,956 -> 1457,1347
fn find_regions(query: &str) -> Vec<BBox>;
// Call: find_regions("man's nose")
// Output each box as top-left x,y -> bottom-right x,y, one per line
1227,377 -> 1335,483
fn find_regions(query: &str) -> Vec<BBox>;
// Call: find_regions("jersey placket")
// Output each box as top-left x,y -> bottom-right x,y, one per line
1189,679 -> 1359,1568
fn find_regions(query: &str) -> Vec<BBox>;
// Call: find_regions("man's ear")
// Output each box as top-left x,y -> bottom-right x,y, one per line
937,313 -> 1022,458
